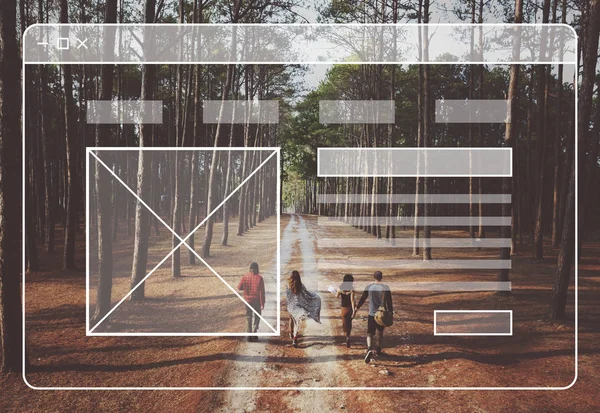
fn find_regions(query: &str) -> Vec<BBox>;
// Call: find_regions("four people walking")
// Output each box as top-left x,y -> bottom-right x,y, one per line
239,263 -> 393,363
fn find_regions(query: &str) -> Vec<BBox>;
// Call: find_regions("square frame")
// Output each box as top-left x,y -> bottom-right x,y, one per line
85,147 -> 281,337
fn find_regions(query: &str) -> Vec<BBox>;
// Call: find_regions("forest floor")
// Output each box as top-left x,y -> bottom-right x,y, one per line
2,214 -> 600,412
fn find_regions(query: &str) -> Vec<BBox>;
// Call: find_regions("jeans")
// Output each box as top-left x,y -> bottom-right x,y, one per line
245,300 -> 261,333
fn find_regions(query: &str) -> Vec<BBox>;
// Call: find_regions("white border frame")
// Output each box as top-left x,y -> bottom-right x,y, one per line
21,23 -> 578,391
85,147 -> 281,337
434,310 -> 513,336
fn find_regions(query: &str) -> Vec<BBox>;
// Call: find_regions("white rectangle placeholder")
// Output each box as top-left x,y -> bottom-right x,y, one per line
317,148 -> 512,177
435,99 -> 510,123
319,100 -> 395,124
434,310 -> 513,336
203,100 -> 279,124
86,100 -> 163,124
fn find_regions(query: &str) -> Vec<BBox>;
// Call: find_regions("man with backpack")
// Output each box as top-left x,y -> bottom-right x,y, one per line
354,271 -> 393,363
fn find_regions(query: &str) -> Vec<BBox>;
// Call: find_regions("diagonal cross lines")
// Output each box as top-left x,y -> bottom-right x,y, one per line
88,149 -> 278,334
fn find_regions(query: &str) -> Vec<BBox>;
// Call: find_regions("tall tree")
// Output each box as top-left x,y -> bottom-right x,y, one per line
498,0 -> 523,293
422,0 -> 432,261
38,0 -> 54,254
551,0 -> 565,247
202,45 -> 236,257
550,0 -> 600,319
468,0 -> 477,239
188,1 -> 206,264
385,0 -> 398,246
130,0 -> 156,301
60,0 -> 79,269
532,0 -> 551,259
171,0 -> 187,277
221,69 -> 238,246
412,0 -> 424,256
92,0 -> 118,324
0,0 -> 24,373
476,0 -> 485,239
578,2 -> 600,254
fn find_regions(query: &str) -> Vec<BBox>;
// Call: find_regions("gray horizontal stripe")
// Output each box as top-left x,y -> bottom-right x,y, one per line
435,99 -> 510,123
319,100 -> 395,124
203,100 -> 279,124
317,194 -> 511,204
317,148 -> 512,177
318,259 -> 511,270
317,216 -> 511,226
317,281 -> 511,292
434,310 -> 512,335
86,100 -> 163,124
318,238 -> 511,248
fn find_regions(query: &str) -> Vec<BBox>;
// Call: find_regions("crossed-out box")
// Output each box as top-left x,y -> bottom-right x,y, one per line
86,147 -> 281,337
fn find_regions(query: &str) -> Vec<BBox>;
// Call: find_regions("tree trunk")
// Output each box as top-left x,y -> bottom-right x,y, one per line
188,70 -> 201,263
39,60 -> 54,252
551,0 -> 565,247
60,0 -> 79,270
551,0 -> 600,318
412,0 -> 424,256
533,0 -> 552,260
422,0 -> 432,261
92,0 -> 118,324
468,0 -> 476,239
476,0 -> 485,240
25,69 -> 39,271
171,1 -> 186,277
202,64 -> 234,257
498,0 -> 523,294
0,0 -> 24,373
130,0 -> 156,301
221,66 -> 239,245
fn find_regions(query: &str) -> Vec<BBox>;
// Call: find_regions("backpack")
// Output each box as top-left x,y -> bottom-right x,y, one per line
374,287 -> 393,327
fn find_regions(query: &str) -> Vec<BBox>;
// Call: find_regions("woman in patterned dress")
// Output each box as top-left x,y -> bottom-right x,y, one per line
286,270 -> 321,348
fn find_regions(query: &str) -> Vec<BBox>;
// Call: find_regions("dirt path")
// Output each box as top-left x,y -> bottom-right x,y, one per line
219,215 -> 349,412
219,215 -> 298,412
278,215 -> 348,412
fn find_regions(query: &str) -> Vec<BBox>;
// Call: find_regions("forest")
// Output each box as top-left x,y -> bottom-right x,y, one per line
1,0 -> 599,411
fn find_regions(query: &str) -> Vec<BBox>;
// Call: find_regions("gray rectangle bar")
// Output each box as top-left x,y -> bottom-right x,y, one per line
317,148 -> 512,177
319,100 -> 395,124
317,194 -> 511,204
318,259 -> 511,270
317,216 -> 511,226
318,238 -> 511,248
86,100 -> 162,124
318,281 -> 511,292
434,310 -> 512,336
435,100 -> 510,123
203,100 -> 279,124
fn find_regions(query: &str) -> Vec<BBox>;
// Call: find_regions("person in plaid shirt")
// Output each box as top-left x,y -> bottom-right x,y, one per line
237,262 -> 265,342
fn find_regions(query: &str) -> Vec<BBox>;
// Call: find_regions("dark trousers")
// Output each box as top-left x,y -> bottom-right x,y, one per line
246,300 -> 261,333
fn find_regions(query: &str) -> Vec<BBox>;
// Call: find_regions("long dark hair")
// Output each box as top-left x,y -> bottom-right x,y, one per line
250,262 -> 259,274
288,270 -> 302,294
339,274 -> 354,292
